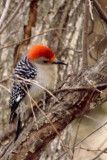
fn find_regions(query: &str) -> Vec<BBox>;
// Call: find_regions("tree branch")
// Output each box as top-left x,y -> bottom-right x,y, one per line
0,0 -> 25,34
0,49 -> 107,160
0,0 -> 11,28
91,0 -> 107,22
82,0 -> 89,70
89,146 -> 107,160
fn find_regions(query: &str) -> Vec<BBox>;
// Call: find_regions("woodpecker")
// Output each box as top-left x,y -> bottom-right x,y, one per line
9,45 -> 66,140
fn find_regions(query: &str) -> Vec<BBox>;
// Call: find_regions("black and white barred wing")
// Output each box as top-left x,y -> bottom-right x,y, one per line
9,56 -> 37,122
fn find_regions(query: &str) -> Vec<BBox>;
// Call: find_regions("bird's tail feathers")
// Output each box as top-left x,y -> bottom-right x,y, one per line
9,111 -> 17,123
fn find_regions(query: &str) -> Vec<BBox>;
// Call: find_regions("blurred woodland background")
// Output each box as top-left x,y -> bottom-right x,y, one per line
0,0 -> 107,160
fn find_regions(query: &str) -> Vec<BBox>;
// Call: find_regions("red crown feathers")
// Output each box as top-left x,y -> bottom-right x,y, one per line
28,45 -> 56,62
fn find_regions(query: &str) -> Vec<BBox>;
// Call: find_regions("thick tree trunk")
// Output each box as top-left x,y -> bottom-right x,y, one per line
0,48 -> 107,160
0,0 -> 107,159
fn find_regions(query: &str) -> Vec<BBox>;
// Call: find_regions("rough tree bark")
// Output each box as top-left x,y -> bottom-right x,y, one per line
0,49 -> 107,160
0,0 -> 107,160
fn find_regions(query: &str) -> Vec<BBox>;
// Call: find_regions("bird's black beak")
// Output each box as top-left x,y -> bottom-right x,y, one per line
52,59 -> 67,65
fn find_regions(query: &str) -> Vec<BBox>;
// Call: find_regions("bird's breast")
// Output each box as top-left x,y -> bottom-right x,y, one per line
23,63 -> 57,105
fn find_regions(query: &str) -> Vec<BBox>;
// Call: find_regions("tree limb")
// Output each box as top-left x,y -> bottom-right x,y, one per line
0,49 -> 107,160
0,0 -> 11,28
91,0 -> 107,22
0,0 -> 25,34
82,0 -> 89,69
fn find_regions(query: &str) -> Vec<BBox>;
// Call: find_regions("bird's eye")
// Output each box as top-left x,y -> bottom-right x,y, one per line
43,60 -> 48,63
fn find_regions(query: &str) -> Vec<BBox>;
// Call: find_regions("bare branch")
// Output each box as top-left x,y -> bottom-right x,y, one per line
56,121 -> 107,160
0,0 -> 11,28
0,28 -> 68,51
95,7 -> 107,35
0,84 -> 10,93
89,146 -> 107,160
0,0 -> 25,34
91,0 -> 107,22
82,0 -> 89,70
0,48 -> 107,160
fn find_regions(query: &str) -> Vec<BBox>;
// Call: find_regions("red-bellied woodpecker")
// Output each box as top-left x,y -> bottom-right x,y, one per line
9,45 -> 66,140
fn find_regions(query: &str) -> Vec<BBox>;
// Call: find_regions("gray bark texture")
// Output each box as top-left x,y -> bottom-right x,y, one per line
0,0 -> 107,160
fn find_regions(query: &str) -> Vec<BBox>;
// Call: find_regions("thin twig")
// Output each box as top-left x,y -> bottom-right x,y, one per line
89,51 -> 98,62
0,84 -> 10,93
0,0 -> 11,28
91,0 -> 107,22
55,121 -> 107,160
71,117 -> 83,160
65,47 -> 82,53
54,82 -> 107,94
82,0 -> 89,70
12,75 -> 59,102
75,146 -> 107,153
74,121 -> 107,147
88,146 -> 107,160
95,7 -> 107,36
0,0 -> 25,34
9,75 -> 73,159
16,79 -> 73,159
0,76 -> 11,83
88,0 -> 94,21
0,28 -> 67,51
38,12 -> 66,47
25,86 -> 39,130
31,97 -> 73,159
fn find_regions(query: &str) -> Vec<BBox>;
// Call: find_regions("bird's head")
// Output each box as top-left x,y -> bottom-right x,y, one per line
27,45 -> 66,65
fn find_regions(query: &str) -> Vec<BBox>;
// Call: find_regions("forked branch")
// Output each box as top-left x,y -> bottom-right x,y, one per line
0,48 -> 107,160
